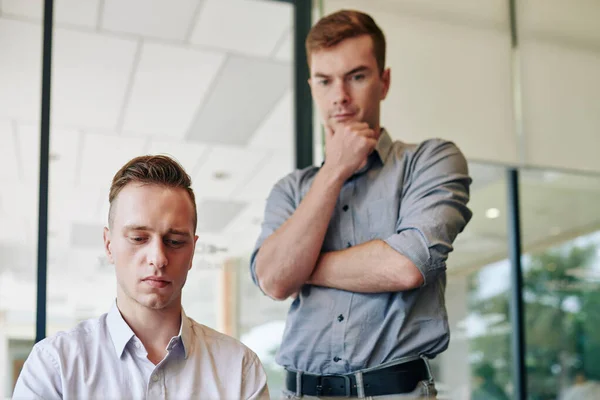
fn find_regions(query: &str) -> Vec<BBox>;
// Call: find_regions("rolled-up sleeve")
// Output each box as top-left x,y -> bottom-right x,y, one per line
249,173 -> 299,288
384,139 -> 472,285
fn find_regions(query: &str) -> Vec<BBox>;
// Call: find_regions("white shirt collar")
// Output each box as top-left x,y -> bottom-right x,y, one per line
106,300 -> 193,359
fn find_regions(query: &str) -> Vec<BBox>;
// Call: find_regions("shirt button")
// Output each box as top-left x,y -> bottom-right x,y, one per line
342,205 -> 349,212
333,356 -> 341,362
152,374 -> 159,382
337,314 -> 344,322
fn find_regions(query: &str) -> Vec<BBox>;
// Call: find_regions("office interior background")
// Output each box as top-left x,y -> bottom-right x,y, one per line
1,0 -> 600,399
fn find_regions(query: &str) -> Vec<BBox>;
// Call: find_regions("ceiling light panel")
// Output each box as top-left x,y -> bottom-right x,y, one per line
187,55 -> 291,146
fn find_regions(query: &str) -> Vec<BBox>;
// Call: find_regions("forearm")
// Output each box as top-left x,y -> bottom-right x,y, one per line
255,165 -> 345,300
308,240 -> 424,293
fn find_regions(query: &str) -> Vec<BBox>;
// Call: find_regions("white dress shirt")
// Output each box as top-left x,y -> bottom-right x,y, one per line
13,303 -> 269,400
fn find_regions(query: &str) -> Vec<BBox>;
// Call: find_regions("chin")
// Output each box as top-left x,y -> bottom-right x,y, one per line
138,294 -> 173,310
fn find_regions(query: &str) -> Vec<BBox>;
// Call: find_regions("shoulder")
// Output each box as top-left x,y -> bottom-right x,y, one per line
390,138 -> 468,176
390,138 -> 464,161
33,314 -> 107,361
189,319 -> 259,363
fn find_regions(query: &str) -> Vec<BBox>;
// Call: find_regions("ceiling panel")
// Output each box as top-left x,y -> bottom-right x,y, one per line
78,132 -> 147,190
51,28 -> 137,130
122,43 -> 226,139
190,0 -> 291,56
0,19 -> 42,121
247,91 -> 294,152
196,198 -> 246,233
2,0 -> 99,28
187,55 -> 291,146
145,140 -> 209,175
101,0 -> 200,41
192,144 -> 269,200
0,120 -> 20,183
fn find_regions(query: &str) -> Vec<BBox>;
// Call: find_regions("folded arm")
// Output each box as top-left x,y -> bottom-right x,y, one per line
309,140 -> 472,292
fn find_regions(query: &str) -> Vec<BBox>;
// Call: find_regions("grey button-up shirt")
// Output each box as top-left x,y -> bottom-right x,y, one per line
250,130 -> 472,375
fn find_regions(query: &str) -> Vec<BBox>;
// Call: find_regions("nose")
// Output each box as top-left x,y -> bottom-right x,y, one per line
148,240 -> 168,269
331,80 -> 350,106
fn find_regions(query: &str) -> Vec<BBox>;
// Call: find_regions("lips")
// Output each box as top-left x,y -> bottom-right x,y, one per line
142,277 -> 171,289
332,111 -> 357,121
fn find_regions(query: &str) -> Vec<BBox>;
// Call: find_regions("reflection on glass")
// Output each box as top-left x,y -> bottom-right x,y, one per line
520,169 -> 600,400
466,260 -> 513,400
523,232 -> 600,400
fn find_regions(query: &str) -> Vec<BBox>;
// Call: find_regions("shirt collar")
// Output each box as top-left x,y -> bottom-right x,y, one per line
106,301 -> 193,359
319,127 -> 393,169
107,301 -> 135,358
179,308 -> 193,359
374,128 -> 393,165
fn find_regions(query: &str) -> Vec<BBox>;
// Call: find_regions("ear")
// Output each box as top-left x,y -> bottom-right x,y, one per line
103,227 -> 114,264
380,67 -> 391,100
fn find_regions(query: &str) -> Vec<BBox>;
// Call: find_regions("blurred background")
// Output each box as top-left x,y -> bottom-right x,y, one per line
1,1 -> 599,399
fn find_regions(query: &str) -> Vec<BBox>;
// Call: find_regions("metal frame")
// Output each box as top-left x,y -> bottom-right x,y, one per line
36,0 -> 54,344
507,169 -> 527,400
293,0 -> 314,169
507,0 -> 527,398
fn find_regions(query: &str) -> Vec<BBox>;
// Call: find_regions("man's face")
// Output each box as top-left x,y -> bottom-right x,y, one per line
103,183 -> 198,311
309,35 -> 390,132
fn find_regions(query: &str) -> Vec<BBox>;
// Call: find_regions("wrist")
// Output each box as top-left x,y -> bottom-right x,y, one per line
320,161 -> 351,184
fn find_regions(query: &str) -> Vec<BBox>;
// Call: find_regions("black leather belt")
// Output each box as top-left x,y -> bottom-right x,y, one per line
285,359 -> 429,397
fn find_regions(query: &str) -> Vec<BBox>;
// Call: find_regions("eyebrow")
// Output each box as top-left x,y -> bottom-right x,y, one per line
313,65 -> 370,79
123,225 -> 192,237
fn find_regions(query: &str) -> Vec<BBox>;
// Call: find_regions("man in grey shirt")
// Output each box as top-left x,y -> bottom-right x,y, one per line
250,9 -> 472,399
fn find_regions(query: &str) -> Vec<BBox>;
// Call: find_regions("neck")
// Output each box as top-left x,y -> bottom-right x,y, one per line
116,294 -> 182,364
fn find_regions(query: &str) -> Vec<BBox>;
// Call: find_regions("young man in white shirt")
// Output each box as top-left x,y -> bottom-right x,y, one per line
13,155 -> 269,400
